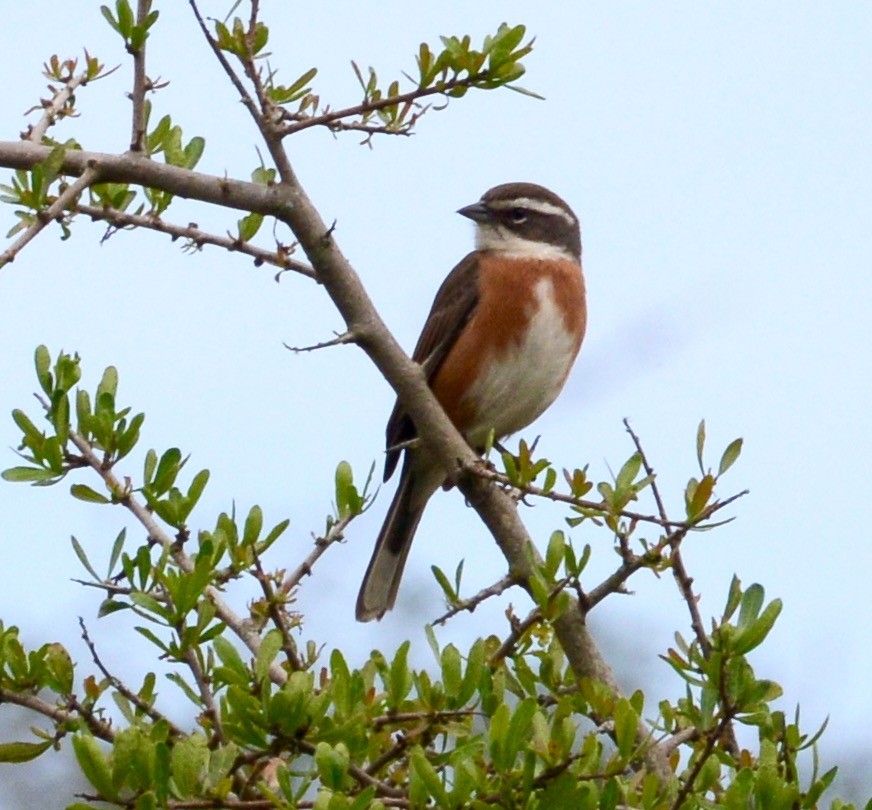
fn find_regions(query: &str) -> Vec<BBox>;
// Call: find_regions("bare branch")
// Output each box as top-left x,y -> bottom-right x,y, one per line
656,727 -> 698,758
0,687 -> 115,742
77,203 -> 316,278
78,617 -> 186,738
282,331 -> 357,353
431,574 -> 515,626
278,513 -> 356,595
188,1 -> 262,123
180,644 -> 225,744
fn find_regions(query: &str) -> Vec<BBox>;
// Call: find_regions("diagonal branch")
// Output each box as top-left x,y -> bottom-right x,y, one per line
62,421 -> 290,687
0,166 -> 101,270
26,70 -> 91,144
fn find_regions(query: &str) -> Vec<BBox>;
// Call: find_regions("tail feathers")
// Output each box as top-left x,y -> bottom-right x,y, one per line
356,462 -> 435,622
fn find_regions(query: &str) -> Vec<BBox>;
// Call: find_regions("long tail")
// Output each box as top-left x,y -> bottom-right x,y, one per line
356,456 -> 441,622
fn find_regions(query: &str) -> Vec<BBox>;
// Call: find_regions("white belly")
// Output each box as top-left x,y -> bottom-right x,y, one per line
464,278 -> 578,445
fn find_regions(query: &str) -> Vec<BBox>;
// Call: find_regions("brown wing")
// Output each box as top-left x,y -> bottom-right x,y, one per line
383,252 -> 481,481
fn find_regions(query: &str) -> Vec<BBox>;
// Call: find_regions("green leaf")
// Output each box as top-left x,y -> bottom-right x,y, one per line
150,447 -> 182,493
237,212 -> 263,242
409,746 -> 449,805
1,466 -> 55,483
183,137 -> 205,170
185,469 -> 210,514
544,530 -> 565,578
718,437 -> 744,476
0,740 -> 52,763
696,419 -> 706,474
441,644 -> 462,698
431,565 -> 456,600
242,505 -> 263,547
503,697 -> 537,769
71,483 -> 111,504
734,598 -> 782,654
71,536 -> 101,580
72,733 -> 119,801
738,583 -> 765,629
254,629 -> 283,682
43,642 -> 74,694
334,460 -> 362,518
388,640 -> 412,708
314,742 -> 349,791
614,698 -> 638,758
35,345 -> 52,395
97,365 -> 118,402
170,734 -> 209,799
723,574 -> 743,621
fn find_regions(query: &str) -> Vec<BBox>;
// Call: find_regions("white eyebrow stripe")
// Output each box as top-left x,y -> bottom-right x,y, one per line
487,197 -> 577,226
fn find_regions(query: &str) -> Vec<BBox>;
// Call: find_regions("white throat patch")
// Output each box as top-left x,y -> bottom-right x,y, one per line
474,223 -> 576,262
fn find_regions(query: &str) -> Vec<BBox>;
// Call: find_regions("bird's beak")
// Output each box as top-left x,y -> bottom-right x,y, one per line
457,201 -> 491,223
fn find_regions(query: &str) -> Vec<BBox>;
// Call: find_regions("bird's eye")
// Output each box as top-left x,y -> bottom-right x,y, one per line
509,207 -> 527,223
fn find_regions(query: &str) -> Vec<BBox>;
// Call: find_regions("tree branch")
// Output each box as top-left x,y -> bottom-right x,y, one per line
77,203 -> 315,278
0,166 -> 101,269
129,0 -> 152,152
25,69 -> 90,144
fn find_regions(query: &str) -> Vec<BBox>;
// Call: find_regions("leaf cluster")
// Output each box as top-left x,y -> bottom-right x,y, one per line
0,348 -> 862,809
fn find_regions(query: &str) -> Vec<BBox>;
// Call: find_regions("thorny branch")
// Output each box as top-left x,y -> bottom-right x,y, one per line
278,512 -> 357,596
623,419 -> 712,655
129,0 -> 152,152
251,552 -> 305,671
78,617 -> 186,739
77,203 -> 315,278
431,573 -> 515,625
25,68 -> 90,144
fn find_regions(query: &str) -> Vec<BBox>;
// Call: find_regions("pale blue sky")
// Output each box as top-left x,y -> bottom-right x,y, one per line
1,2 -> 870,803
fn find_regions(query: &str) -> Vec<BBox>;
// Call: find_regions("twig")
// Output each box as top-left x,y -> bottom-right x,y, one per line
278,513 -> 355,595
0,687 -> 115,742
372,709 -> 478,730
180,642 -> 225,744
188,1 -> 262,123
295,738 -> 407,800
656,726 -> 698,758
431,574 -> 515,626
251,552 -> 304,671
624,419 -> 713,657
279,73 -> 491,137
670,659 -> 738,810
283,331 -> 357,353
474,466 -> 699,530
26,70 -> 90,143
76,203 -> 316,278
0,166 -> 100,270
128,0 -> 152,151
490,603 -> 545,666
78,617 -> 186,737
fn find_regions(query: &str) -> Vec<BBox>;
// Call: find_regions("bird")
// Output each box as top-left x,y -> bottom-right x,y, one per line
356,182 -> 587,622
